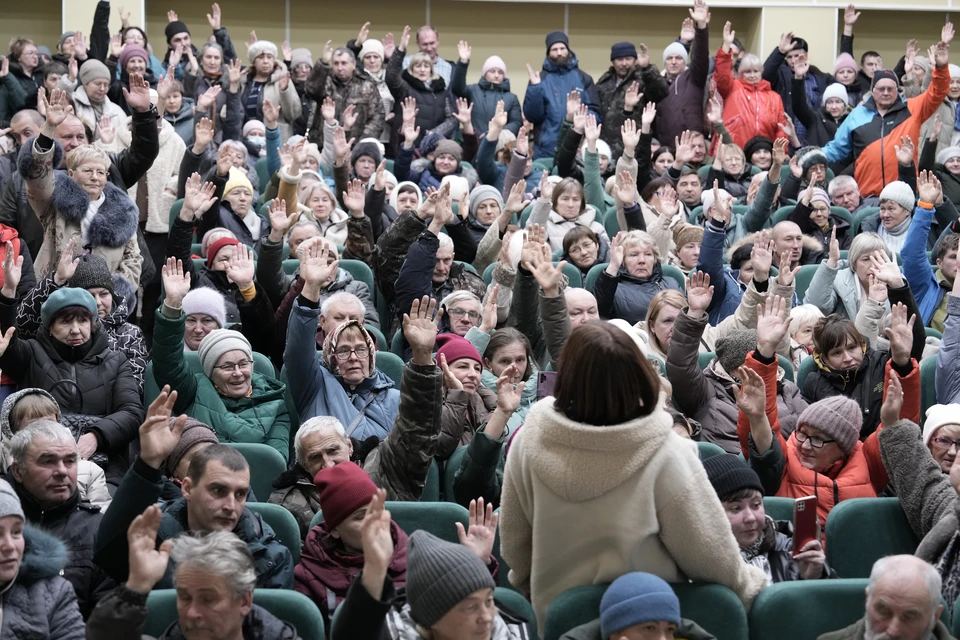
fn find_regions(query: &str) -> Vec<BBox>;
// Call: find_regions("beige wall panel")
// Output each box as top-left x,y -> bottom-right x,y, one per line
289,0 -> 425,54
834,10 -> 949,72
145,0 -> 286,60
1,0 -> 62,55
761,7 -> 838,72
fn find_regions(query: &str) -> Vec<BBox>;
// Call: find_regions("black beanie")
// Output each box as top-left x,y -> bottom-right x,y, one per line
702,454 -> 764,501
68,254 -> 114,294
165,21 -> 190,44
351,141 -> 382,168
743,136 -> 773,162
871,69 -> 898,89
610,42 -> 638,61
545,31 -> 569,53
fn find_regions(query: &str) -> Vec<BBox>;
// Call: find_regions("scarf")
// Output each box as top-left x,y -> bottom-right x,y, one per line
740,536 -> 773,586
936,531 -> 960,618
878,215 -> 912,254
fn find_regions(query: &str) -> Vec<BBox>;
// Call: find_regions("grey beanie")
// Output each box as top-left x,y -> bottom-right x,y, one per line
879,180 -> 916,212
937,146 -> 960,166
406,530 -> 496,627
715,329 -> 758,375
197,329 -> 252,379
0,479 -> 24,522
58,32 -> 76,52
468,185 -> 504,221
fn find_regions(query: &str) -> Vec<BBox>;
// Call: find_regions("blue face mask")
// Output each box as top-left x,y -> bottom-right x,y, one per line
247,135 -> 266,148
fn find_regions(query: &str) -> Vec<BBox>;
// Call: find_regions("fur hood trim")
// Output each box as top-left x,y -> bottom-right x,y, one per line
410,157 -> 480,189
19,525 -> 69,584
17,136 -> 64,179
52,175 -> 139,248
726,230 -> 823,262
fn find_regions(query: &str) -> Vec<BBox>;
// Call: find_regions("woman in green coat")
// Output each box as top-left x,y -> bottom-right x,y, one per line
152,258 -> 291,462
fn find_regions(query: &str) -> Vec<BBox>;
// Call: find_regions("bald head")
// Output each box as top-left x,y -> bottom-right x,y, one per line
772,221 -> 803,268
565,288 -> 599,327
54,115 -> 89,155
9,110 -> 43,148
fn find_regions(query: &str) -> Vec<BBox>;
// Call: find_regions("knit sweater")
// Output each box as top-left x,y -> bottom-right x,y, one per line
499,395 -> 768,632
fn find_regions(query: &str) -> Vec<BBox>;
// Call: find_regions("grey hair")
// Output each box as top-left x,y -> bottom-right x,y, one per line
848,232 -> 889,269
828,174 -> 859,197
437,232 -> 453,250
440,290 -> 481,310
867,555 -> 941,613
789,304 -> 824,335
9,421 -> 76,468
620,230 -> 661,261
220,140 -> 249,164
320,291 -> 364,318
333,47 -> 356,63
170,532 -> 257,599
738,53 -> 762,73
285,219 -> 321,241
199,42 -> 224,59
294,417 -> 347,466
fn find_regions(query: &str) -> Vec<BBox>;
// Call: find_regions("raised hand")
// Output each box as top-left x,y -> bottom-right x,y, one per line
321,96 -> 337,124
382,32 -> 396,59
778,113 -> 798,145
98,114 -> 116,146
868,249 -> 904,288
225,244 -> 255,288
454,97 -> 473,131
884,301 -> 916,366
827,226 -> 841,268
770,137 -> 789,175
756,294 -> 790,357
934,40 -> 950,67
494,363 -> 526,412
124,73 -> 152,112
0,241 -> 23,298
776,250 -> 803,288
456,498 -> 499,562
516,123 -> 530,157
126,505 -> 174,594
526,243 -> 566,297
867,273 -> 889,304
895,135 -> 915,166
301,242 -> 339,291
207,3 -> 222,30
439,353 -> 463,390
778,31 -> 796,54
53,237 -> 80,286
167,10 -> 179,22
342,178 -> 366,216
690,0 -> 711,27
793,59 -> 810,79
606,231 -> 625,275
359,489 -> 393,580
43,88 -> 70,132
614,170 -> 637,207
355,22 -> 371,47
680,18 -> 696,43
333,127 -> 355,165
403,296 -> 442,364
736,366 -> 767,421
686,271 -> 715,316
944,21 -> 956,45
182,172 -> 218,220
930,113 -> 944,143
637,43 -> 650,68
526,63 -> 541,86
227,58 -> 243,88
282,40 -> 293,62
565,90 -> 582,122
880,373 -> 904,428
624,81 -> 642,112
918,170 -> 944,204
194,117 -> 215,153
161,257 -> 192,308
750,229 -> 774,281
479,284 -> 500,333
711,179 -> 733,225
723,22 -> 736,52
458,40 -> 471,63
490,100 -> 508,131
110,33 -> 124,59
262,98 -> 280,129
705,94 -> 723,124
844,4 -> 861,25
139,385 -> 185,469
197,85 -> 222,112
674,130 -> 696,165
342,104 -> 358,131
583,114 -> 600,150
789,153 -> 803,179
504,179 -> 531,216
267,198 -> 298,242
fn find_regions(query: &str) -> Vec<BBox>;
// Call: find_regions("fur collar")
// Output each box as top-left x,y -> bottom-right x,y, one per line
19,524 -> 69,584
51,174 -> 139,247
518,395 -> 674,502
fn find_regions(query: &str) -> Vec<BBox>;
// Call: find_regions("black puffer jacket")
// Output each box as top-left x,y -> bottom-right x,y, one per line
11,482 -> 114,619
385,48 -> 456,154
0,294 -> 144,487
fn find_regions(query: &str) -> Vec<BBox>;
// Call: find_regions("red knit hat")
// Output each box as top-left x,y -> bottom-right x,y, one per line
435,334 -> 482,366
206,238 -> 241,268
313,462 -> 378,530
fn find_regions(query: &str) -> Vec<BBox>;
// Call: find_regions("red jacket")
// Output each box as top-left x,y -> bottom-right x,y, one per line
736,351 -> 920,525
715,48 -> 788,149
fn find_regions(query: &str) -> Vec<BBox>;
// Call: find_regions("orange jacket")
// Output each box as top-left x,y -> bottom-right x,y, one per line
714,48 -> 788,149
736,351 -> 920,524
822,63 -> 950,197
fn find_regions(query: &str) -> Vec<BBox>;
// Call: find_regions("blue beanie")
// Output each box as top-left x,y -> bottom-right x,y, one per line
600,573 -> 681,638
41,287 -> 98,329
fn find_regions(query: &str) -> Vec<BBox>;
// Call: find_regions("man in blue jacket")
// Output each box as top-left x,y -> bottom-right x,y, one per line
523,31 -> 600,159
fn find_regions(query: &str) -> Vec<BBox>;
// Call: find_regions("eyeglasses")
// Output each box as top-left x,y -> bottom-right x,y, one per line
810,205 -> 830,214
448,307 -> 481,321
873,86 -> 898,94
334,347 -> 369,361
795,429 -> 836,449
931,436 -> 960,451
215,359 -> 252,373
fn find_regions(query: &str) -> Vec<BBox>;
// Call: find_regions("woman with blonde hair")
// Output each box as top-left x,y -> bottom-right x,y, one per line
593,230 -> 681,324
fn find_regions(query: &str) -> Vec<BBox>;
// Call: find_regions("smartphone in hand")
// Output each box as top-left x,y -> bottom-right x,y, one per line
792,495 -> 818,556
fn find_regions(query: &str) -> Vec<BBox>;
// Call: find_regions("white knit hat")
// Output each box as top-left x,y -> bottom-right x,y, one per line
596,139 -> 612,161
701,187 -> 732,213
440,175 -> 470,201
359,39 -> 385,62
182,287 -> 227,330
247,40 -> 278,64
923,404 -> 960,445
938,146 -> 960,166
198,330 -> 253,379
821,83 -> 850,107
879,180 -> 916,212
950,64 -> 960,79
663,42 -> 689,65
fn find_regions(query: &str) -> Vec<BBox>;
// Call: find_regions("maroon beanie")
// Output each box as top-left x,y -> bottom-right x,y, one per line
435,334 -> 482,366
119,44 -> 149,70
206,238 -> 241,268
314,462 -> 378,530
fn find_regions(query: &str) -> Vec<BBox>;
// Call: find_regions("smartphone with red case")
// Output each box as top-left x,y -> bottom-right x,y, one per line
792,495 -> 819,555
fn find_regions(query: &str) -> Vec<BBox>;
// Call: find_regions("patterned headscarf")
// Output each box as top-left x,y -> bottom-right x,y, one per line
321,319 -> 377,375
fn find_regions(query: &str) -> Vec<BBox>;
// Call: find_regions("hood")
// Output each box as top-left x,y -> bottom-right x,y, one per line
0,388 -> 61,443
736,77 -> 775,92
298,520 -> 408,594
400,69 -> 447,93
389,181 -> 423,213
477,76 -> 512,92
519,395 -> 675,502
18,525 -> 69,585
110,273 -> 138,319
541,54 -> 580,74
548,203 -> 600,228
163,604 -> 298,640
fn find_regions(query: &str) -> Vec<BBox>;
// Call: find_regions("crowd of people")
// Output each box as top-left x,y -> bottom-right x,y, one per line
3,0 -> 960,638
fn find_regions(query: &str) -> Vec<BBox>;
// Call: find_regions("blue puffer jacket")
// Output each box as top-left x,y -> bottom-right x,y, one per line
902,204 -> 948,328
522,54 -> 600,159
285,300 -> 400,441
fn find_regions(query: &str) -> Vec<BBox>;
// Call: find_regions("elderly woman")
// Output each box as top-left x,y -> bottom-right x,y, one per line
0,264 -> 143,489
805,235 -> 892,320
0,479 -> 84,639
183,42 -> 229,111
500,321 -> 769,629
154,260 -> 291,462
435,335 -> 497,461
386,27 -> 456,153
284,243 -> 398,443
528,175 -> 609,253
706,144 -> 753,200
715,23 -> 787,149
857,180 -> 916,254
106,40 -> 157,114
0,38 -> 42,122
119,26 -> 167,80
205,166 -> 265,248
735,296 -> 919,525
57,60 -> 126,139
19,91 -> 141,290
353,39 -> 394,146
789,181 -> 853,253
921,405 -> 960,474
562,226 -> 610,281
239,40 -> 301,138
593,230 -> 682,325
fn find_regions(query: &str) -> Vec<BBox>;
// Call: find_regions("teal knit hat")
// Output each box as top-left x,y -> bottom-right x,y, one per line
40,287 -> 98,329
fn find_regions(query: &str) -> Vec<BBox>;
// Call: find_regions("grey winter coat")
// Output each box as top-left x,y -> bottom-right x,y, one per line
937,294 -> 960,404
0,525 -> 84,640
803,259 -> 865,320
85,585 -> 299,640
